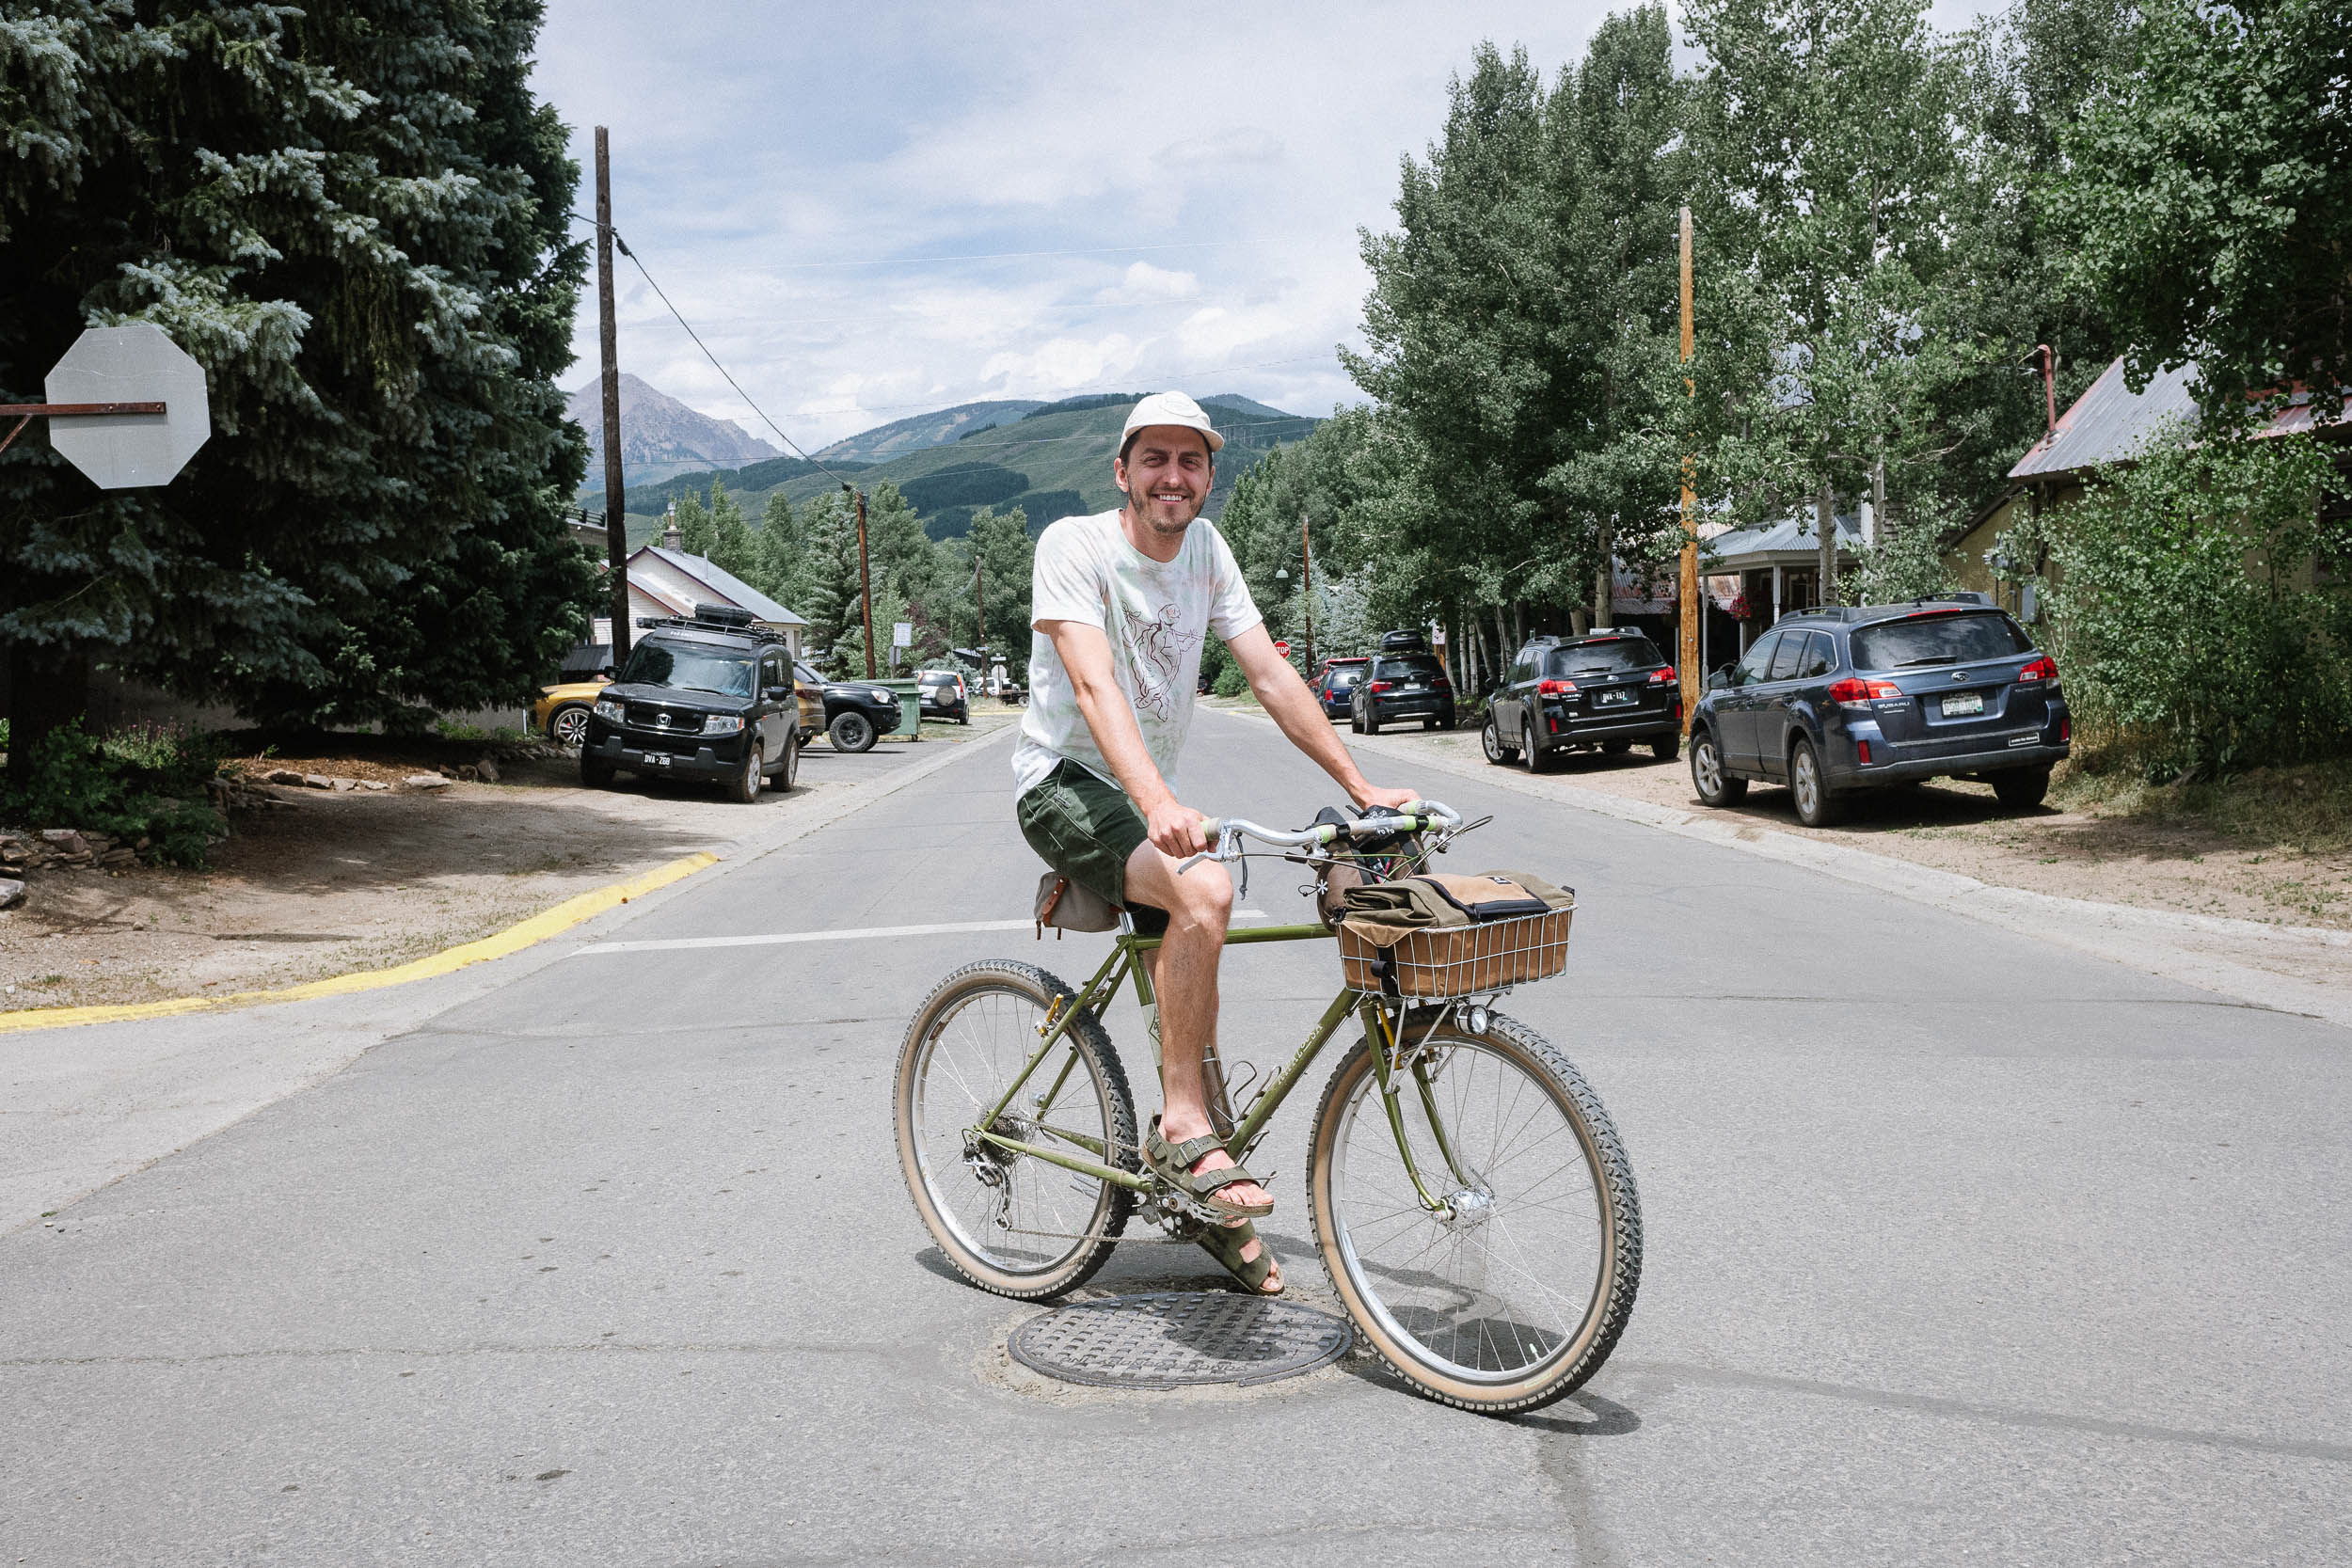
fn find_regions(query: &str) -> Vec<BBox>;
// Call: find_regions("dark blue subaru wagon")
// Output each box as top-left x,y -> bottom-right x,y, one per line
1688,594 -> 2070,827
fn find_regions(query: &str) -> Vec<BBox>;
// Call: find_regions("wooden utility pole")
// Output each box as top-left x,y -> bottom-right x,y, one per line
1301,514 -> 1313,672
595,127 -> 631,670
850,485 -> 877,677
1677,206 -> 1699,735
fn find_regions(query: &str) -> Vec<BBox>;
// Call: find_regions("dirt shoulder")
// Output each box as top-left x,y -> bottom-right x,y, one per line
0,708 -> 1018,1013
1317,716 -> 2352,935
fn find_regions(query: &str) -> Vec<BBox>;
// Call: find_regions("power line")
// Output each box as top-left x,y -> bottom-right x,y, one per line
566,222 -> 1284,273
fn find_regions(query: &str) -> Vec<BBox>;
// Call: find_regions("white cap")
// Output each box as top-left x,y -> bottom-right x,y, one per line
1121,390 -> 1223,453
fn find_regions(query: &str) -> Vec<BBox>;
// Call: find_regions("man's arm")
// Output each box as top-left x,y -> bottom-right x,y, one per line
1038,618 -> 1208,857
1227,624 -> 1419,812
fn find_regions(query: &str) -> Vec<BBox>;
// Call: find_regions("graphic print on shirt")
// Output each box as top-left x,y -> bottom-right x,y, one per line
1120,601 -> 1202,722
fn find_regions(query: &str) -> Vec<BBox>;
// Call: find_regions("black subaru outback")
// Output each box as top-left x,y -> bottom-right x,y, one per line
580,605 -> 801,803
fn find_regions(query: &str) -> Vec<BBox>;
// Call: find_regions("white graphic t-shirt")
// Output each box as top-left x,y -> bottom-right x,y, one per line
1013,509 -> 1261,799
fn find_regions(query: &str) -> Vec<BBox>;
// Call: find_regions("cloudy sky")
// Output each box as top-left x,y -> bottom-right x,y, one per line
531,1 -> 1997,454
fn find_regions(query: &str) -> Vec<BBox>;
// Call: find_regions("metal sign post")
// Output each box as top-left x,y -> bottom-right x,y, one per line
1,323 -> 211,488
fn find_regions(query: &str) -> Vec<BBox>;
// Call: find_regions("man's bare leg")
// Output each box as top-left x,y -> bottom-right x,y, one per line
1122,840 -> 1279,1285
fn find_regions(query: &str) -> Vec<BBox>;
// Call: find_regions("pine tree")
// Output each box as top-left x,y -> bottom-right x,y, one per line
966,505 -> 1033,676
793,491 -> 866,666
0,0 -> 593,755
707,480 -> 755,581
748,492 -> 799,603
674,490 -> 716,557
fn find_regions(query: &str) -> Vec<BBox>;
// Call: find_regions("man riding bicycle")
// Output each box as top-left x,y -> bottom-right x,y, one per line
1015,390 -> 1421,1294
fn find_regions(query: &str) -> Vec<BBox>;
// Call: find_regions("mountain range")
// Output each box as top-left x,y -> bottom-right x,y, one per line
564,373 -> 778,485
812,399 -> 1042,463
583,389 -> 1319,546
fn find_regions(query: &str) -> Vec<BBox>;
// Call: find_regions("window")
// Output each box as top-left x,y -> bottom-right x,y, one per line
1767,633 -> 1807,681
1380,655 -> 1445,681
1549,637 -> 1664,676
1798,632 -> 1836,679
1851,611 -> 2033,671
1735,631 -> 1781,685
621,641 -> 755,697
1327,667 -> 1362,690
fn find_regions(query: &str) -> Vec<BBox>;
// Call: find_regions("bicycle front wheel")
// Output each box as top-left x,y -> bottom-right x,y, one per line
1308,1008 -> 1640,1413
894,960 -> 1137,1300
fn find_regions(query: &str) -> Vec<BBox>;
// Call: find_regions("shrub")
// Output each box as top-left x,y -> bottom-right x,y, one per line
2029,428 -> 2352,777
0,720 -> 227,866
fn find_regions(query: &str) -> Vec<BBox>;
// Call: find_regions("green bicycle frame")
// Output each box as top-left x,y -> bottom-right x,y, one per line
968,921 -> 1470,1213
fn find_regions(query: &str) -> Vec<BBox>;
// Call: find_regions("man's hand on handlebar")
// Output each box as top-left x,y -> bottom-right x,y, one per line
1354,784 -> 1422,814
1143,795 -> 1209,859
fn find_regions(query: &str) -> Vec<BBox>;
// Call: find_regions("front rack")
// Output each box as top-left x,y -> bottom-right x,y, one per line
1338,904 -> 1575,999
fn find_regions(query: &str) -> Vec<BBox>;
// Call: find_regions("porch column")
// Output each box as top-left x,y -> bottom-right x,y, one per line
1772,564 -> 1783,623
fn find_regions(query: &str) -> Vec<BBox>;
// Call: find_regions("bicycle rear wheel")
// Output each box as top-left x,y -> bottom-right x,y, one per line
1307,1007 -> 1640,1413
894,960 -> 1137,1299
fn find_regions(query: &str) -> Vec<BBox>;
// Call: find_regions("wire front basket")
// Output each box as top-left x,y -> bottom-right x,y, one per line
1337,905 -> 1575,999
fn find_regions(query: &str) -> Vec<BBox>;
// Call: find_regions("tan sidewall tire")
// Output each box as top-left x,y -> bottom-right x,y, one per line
1307,1016 -> 1641,1413
892,961 -> 1136,1301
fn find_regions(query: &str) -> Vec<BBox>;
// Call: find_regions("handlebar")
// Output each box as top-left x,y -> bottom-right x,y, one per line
1179,800 -> 1463,875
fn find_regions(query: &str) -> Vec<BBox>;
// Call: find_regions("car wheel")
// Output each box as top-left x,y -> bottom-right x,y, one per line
1691,730 -> 1744,806
1481,716 -> 1517,765
548,703 -> 592,750
1649,731 -> 1679,763
1992,766 -> 2051,809
1601,739 -> 1631,754
580,752 -> 616,789
726,742 -> 763,804
830,710 -> 877,753
1521,718 -> 1545,774
1436,708 -> 1456,732
1363,707 -> 1381,736
776,730 -> 800,791
1351,707 -> 1363,734
1790,737 -> 1845,827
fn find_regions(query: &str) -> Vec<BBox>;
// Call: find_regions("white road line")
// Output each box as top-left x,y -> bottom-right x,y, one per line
572,912 -> 1269,956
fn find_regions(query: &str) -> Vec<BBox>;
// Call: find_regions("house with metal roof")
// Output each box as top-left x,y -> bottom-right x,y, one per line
1945,357 -> 2352,620
586,544 -> 808,661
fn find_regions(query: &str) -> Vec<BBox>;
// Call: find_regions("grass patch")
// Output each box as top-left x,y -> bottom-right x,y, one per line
2052,752 -> 2352,853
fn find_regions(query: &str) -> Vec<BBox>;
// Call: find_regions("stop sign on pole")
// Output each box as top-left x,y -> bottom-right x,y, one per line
41,324 -> 211,489
1273,640 -> 1292,658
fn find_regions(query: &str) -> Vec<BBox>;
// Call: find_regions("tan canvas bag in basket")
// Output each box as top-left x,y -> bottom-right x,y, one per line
1338,871 -> 1576,996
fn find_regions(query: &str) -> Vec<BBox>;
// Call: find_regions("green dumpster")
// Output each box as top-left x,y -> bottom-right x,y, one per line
882,678 -> 922,737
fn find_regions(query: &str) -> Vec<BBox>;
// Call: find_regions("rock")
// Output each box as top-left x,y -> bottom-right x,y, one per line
361,780 -> 389,791
265,768 -> 307,786
99,847 -> 137,868
39,830 -> 87,856
475,756 -> 501,784
302,773 -> 333,790
0,878 -> 23,910
331,777 -> 358,792
403,774 -> 451,790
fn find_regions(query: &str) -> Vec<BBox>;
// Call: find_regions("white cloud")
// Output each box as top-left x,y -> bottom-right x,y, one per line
533,0 -> 2008,451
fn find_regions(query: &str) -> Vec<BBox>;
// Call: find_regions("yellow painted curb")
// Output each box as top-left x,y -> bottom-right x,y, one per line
0,851 -> 719,1037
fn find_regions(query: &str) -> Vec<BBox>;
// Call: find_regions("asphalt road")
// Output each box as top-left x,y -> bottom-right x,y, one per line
4,711 -> 2346,1566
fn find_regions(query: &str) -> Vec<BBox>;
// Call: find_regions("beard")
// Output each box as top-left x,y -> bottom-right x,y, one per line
1128,483 -> 1205,535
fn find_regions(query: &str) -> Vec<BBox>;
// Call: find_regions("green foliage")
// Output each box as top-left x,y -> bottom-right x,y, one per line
707,481 -> 755,581
673,491 -> 716,557
2031,430 -> 2352,774
1845,521 -> 1959,605
961,505 -> 1034,677
2051,0 -> 2352,420
900,464 -> 1030,515
1213,661 -> 1250,698
1,721 -> 225,866
0,1 -> 593,736
746,493 -> 798,602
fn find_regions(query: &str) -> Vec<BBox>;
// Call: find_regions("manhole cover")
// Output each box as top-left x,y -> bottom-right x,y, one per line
1008,1291 -> 1352,1389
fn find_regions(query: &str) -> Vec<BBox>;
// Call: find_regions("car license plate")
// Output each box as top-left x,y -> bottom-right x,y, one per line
1597,689 -> 1634,706
1941,692 -> 1984,717
642,752 -> 670,767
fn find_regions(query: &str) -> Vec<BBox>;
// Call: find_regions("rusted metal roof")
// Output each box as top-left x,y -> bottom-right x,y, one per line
2009,358 -> 2351,480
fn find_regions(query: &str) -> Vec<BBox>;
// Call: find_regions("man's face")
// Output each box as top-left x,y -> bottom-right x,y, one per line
1115,427 -> 1214,538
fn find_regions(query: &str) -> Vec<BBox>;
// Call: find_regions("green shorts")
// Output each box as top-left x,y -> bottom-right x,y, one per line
1015,760 -> 1170,936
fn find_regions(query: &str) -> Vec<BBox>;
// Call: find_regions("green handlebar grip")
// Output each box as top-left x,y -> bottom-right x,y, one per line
1197,817 -> 1221,839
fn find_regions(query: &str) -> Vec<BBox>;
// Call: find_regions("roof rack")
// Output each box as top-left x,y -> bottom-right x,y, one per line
634,605 -> 790,645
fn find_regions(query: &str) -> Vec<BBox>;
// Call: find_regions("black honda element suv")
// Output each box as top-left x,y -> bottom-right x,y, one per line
580,605 -> 802,803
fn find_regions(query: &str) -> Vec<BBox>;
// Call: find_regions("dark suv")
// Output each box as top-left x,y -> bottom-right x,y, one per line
795,662 -> 902,753
1350,651 -> 1454,733
1313,657 -> 1369,720
1484,631 -> 1680,770
580,606 -> 801,802
1687,595 -> 2071,827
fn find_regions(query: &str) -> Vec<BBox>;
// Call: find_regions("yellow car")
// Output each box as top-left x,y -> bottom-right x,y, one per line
532,676 -> 609,748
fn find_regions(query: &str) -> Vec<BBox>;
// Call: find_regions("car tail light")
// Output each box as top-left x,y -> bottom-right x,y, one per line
1828,676 -> 1902,706
1367,680 -> 1393,693
2016,656 -> 2058,683
1537,678 -> 1577,696
1857,739 -> 1872,764
1647,667 -> 1675,684
2060,716 -> 2072,741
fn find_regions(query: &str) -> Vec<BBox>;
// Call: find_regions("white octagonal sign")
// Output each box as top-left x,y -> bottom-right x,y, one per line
44,323 -> 211,489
